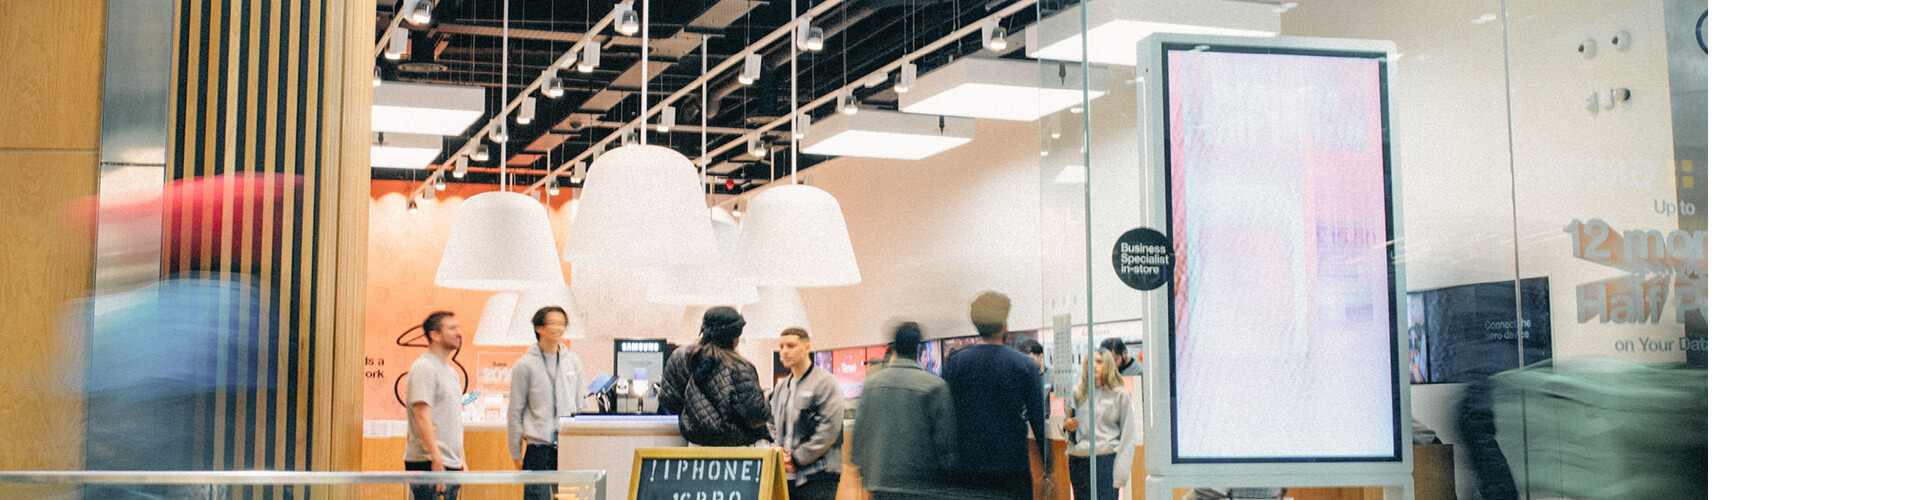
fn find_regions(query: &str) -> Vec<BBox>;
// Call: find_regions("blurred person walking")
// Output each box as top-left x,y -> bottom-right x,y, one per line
850,322 -> 959,500
944,292 -> 1053,499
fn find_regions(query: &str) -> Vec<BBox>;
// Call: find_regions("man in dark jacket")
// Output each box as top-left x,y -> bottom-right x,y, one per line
850,322 -> 958,500
944,291 -> 1051,499
659,306 -> 773,447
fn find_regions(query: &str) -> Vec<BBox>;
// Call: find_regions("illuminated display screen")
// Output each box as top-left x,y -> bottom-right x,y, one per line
1161,43 -> 1401,462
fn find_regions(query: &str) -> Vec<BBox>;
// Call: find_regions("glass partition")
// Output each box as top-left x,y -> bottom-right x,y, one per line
0,470 -> 605,500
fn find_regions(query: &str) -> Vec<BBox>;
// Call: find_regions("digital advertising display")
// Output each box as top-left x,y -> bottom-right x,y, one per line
1153,37 -> 1403,464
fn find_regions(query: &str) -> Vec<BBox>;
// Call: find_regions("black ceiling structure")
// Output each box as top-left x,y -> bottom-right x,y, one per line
372,0 -> 1068,196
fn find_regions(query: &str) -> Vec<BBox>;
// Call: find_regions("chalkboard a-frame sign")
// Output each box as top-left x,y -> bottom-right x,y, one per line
629,447 -> 789,500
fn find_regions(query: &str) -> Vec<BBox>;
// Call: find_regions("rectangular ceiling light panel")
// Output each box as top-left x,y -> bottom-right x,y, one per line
899,58 -> 1110,122
371,82 -> 488,136
371,132 -> 444,169
1026,0 -> 1281,67
800,109 -> 975,161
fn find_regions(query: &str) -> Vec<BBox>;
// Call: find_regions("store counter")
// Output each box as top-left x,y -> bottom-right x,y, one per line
556,414 -> 686,500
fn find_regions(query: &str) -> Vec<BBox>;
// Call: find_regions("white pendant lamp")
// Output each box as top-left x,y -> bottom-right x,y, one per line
571,260 -> 687,342
471,292 -> 531,346
512,285 -> 588,340
646,219 -> 761,306
435,191 -> 566,290
564,144 -> 719,267
742,286 -> 809,339
732,185 -> 861,287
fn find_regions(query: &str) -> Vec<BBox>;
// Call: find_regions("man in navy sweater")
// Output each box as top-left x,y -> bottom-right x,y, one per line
943,291 -> 1052,499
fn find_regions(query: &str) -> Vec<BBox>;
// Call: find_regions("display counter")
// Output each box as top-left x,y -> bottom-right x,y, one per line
557,415 -> 686,500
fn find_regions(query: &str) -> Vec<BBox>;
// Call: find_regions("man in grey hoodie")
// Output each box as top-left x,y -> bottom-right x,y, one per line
769,327 -> 845,500
507,306 -> 587,500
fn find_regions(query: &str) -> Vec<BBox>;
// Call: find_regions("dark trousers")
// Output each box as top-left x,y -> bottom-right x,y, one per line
404,460 -> 463,500
951,470 -> 1033,500
1457,382 -> 1518,500
787,472 -> 840,500
1068,454 -> 1118,500
522,443 -> 559,500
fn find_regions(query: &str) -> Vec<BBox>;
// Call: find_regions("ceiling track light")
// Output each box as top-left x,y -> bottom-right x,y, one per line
794,114 -> 811,139
580,41 -> 599,73
424,182 -> 437,200
454,155 -> 470,178
806,27 -> 825,52
620,126 -> 638,145
517,98 -> 536,125
981,19 -> 1007,51
838,90 -> 858,116
404,0 -> 432,24
407,198 -> 420,213
384,27 -> 407,60
434,174 -> 447,191
372,69 -> 382,87
793,17 -> 812,52
471,143 -> 489,162
488,120 -> 507,143
613,1 -> 639,36
894,62 -> 916,93
541,69 -> 565,98
546,182 -> 560,195
657,105 -> 675,133
740,53 -> 762,85
748,133 -> 767,157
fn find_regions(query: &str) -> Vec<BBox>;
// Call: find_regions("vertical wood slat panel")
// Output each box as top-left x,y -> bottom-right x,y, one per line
330,0 -> 377,478
160,0 -> 364,485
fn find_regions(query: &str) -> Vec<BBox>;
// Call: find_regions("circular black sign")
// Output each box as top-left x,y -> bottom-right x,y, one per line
1112,227 -> 1174,291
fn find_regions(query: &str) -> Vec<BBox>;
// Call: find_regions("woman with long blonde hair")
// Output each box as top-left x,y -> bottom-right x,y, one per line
1063,341 -> 1138,500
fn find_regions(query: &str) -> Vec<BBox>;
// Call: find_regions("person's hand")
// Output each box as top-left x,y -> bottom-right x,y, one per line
430,460 -> 447,492
513,459 -> 523,470
1062,417 -> 1079,433
781,448 -> 795,472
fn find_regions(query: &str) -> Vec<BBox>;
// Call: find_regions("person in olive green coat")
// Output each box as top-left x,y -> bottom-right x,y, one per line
849,322 -> 957,500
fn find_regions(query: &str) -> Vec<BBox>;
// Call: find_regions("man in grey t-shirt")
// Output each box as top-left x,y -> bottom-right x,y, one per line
405,311 -> 467,499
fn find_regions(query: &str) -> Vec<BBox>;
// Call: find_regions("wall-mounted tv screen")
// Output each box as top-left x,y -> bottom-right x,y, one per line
917,340 -> 944,376
941,336 -> 982,361
1408,277 -> 1551,384
831,348 -> 867,399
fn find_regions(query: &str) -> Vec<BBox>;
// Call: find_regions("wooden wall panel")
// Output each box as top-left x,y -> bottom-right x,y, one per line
0,153 -> 97,475
0,0 -> 107,150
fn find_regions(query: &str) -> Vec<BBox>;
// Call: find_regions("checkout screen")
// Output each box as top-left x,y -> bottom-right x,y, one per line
1163,46 -> 1400,461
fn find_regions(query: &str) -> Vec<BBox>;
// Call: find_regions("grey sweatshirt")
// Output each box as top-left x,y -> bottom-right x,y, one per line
507,344 -> 588,460
1065,384 -> 1138,489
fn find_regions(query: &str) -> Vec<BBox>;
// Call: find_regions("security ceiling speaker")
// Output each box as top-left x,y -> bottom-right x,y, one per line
564,145 -> 719,267
646,219 -> 762,306
741,286 -> 809,339
471,292 -> 531,346
732,184 -> 860,287
435,191 -> 566,290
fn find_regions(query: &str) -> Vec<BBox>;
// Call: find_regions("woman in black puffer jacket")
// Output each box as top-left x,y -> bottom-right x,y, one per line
659,306 -> 774,446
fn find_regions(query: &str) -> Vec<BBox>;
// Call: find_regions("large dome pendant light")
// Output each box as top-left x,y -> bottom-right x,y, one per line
742,286 -> 810,339
647,219 -> 761,306
732,0 -> 861,288
471,292 -> 531,346
564,0 -> 717,268
434,0 -> 566,291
